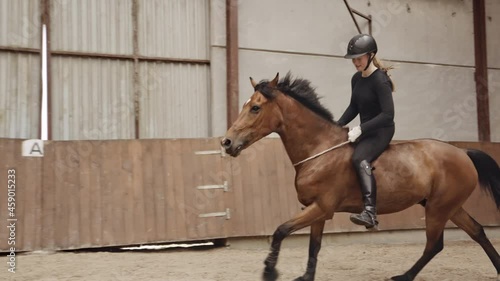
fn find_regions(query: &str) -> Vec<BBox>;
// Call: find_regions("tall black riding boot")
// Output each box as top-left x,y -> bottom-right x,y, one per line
350,160 -> 378,228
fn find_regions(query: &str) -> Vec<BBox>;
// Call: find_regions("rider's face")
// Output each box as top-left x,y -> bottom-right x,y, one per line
352,54 -> 370,71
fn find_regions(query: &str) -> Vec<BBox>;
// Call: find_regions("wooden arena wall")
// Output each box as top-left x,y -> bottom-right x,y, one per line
0,138 -> 499,251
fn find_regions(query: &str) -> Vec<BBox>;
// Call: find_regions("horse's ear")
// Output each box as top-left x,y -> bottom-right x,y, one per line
250,77 -> 257,89
269,72 -> 279,88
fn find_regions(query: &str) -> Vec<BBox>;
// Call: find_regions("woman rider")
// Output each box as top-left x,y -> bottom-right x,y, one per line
337,34 -> 395,228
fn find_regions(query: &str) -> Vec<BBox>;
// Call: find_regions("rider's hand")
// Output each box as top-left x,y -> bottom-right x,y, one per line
348,126 -> 362,142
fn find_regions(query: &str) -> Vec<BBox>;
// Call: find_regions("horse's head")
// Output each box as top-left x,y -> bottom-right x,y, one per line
221,73 -> 283,157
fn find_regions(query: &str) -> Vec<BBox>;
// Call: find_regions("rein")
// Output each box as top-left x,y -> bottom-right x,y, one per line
293,141 -> 350,167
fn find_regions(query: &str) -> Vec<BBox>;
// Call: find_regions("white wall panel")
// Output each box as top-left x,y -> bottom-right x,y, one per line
237,49 -> 480,142
236,0 -> 475,66
237,0 -> 353,56
486,0 -> 500,69
392,64 -> 477,141
485,0 -> 499,142
51,57 -> 135,140
354,0 -> 475,66
490,69 -> 500,142
0,52 -> 40,138
237,49 -> 353,128
139,62 -> 210,138
211,0 -> 499,140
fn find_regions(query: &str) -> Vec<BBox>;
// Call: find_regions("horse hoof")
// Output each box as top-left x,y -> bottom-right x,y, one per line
293,272 -> 314,281
389,274 -> 413,281
262,267 -> 279,281
293,276 -> 312,281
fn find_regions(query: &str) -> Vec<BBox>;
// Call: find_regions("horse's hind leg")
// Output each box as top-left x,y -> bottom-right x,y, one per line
391,207 -> 447,281
451,207 -> 500,279
263,202 -> 326,281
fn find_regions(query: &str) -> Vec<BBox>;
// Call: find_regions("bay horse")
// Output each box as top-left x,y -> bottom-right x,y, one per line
221,72 -> 500,281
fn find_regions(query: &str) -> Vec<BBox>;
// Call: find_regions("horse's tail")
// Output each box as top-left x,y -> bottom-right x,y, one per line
466,149 -> 500,209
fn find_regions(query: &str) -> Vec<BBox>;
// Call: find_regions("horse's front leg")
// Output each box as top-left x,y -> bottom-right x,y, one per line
293,220 -> 326,281
262,202 -> 326,281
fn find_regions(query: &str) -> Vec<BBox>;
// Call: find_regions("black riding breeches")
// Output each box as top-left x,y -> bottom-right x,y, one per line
352,126 -> 395,168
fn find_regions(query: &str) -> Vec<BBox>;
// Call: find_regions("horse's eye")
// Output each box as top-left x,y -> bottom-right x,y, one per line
251,105 -> 261,113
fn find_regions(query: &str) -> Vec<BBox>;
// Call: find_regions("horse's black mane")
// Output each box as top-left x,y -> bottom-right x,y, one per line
254,72 -> 336,123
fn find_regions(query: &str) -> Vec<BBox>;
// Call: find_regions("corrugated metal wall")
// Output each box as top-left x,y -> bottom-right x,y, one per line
51,57 -> 135,140
49,0 -> 135,140
48,0 -> 211,140
0,0 -> 41,139
137,0 -> 211,138
138,0 -> 210,59
50,0 -> 133,54
139,62 -> 210,138
0,0 -> 41,48
0,53 -> 41,138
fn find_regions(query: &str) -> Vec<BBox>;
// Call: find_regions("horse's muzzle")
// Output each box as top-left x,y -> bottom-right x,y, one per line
221,137 -> 243,157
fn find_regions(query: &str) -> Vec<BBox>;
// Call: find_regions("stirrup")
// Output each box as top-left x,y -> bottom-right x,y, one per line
350,210 -> 378,229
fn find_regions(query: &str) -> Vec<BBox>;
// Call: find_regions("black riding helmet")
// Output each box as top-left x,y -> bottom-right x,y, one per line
344,34 -> 378,59
344,34 -> 378,71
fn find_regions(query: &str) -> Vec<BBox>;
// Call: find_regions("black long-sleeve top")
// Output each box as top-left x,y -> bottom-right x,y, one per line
337,69 -> 395,133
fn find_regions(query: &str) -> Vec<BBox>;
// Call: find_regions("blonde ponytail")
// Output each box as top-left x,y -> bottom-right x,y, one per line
373,56 -> 396,92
